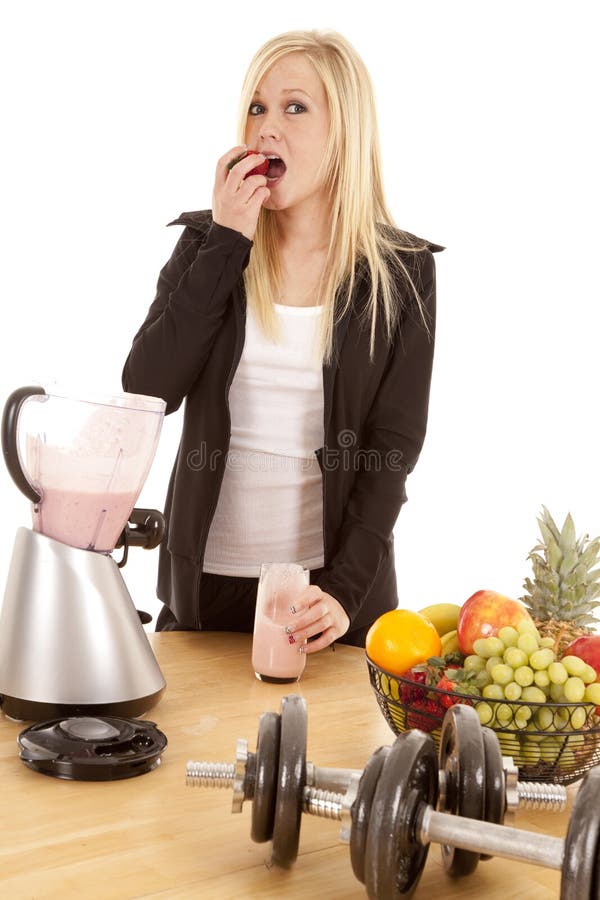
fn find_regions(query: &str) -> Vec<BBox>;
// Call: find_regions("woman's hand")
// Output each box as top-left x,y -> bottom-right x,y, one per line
284,586 -> 350,654
212,145 -> 270,241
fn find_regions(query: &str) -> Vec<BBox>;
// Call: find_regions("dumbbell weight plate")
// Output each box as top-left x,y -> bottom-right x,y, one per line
364,730 -> 438,899
270,695 -> 307,869
560,766 -> 600,900
480,725 -> 505,860
350,745 -> 390,884
438,704 -> 486,876
251,711 -> 281,843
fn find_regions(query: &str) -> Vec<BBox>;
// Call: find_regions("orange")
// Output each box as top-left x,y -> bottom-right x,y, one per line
366,609 -> 442,676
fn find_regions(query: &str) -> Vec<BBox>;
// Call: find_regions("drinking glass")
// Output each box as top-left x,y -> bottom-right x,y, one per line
252,562 -> 309,683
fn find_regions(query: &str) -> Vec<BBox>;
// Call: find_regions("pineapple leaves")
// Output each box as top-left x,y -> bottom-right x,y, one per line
522,506 -> 600,639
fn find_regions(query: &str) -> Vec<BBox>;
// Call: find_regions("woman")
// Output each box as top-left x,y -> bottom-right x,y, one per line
121,29 -> 443,651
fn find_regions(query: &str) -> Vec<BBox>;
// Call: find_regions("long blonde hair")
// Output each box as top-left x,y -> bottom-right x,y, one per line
236,29 -> 430,364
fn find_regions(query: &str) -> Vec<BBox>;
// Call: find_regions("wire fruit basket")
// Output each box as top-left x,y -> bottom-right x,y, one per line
367,655 -> 600,785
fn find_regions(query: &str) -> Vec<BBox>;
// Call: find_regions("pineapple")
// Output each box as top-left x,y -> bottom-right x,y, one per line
521,506 -> 600,655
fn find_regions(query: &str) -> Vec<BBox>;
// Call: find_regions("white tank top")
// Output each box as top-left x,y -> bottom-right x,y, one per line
202,301 -> 325,576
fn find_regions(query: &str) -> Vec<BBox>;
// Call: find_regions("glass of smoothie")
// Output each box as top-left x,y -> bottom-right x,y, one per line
252,563 -> 310,683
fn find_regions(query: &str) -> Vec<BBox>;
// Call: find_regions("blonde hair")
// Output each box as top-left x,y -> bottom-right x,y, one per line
236,29 -> 430,364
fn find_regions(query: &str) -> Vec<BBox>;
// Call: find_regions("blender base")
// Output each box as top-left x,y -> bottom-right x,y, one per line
0,528 -> 167,722
0,686 -> 165,723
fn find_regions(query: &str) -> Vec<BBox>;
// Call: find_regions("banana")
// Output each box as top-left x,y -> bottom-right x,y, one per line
440,629 -> 461,654
418,603 -> 462,638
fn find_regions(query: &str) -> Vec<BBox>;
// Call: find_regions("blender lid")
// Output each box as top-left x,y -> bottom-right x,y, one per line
18,716 -> 167,781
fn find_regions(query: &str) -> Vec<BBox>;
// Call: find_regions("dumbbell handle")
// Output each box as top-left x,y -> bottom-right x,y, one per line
306,762 -> 567,813
302,787 -> 565,871
418,805 -> 564,870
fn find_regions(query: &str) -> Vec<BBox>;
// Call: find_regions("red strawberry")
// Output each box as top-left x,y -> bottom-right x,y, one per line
227,149 -> 269,178
436,675 -> 457,709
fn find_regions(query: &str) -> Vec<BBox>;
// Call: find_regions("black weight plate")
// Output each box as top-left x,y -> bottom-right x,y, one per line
251,711 -> 281,843
350,746 -> 390,884
560,766 -> 600,900
364,730 -> 438,899
480,726 -> 505,860
438,705 -> 485,876
270,695 -> 307,868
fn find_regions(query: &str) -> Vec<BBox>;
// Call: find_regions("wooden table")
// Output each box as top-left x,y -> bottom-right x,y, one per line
0,633 -> 575,898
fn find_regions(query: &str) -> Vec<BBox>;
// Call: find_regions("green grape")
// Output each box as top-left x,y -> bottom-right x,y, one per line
561,655 -> 587,678
548,662 -> 568,685
569,706 -> 587,730
515,705 -> 532,723
497,734 -> 521,756
517,620 -> 540,639
521,740 -> 541,763
473,637 -> 505,658
503,647 -> 528,668
482,684 -> 504,700
475,701 -> 495,726
563,676 -> 585,702
514,665 -> 535,687
549,683 -> 566,702
535,706 -> 555,731
533,669 -> 550,688
539,637 -> 556,649
485,656 -> 504,675
566,733 -> 585,752
524,722 -> 545,742
498,626 -> 519,647
584,683 -> 600,705
475,670 -> 492,689
529,648 -> 556,670
521,686 -> 547,704
463,654 -> 486,673
495,703 -> 514,726
517,633 -> 539,656
581,664 -> 597,684
504,681 -> 522,701
491,664 -> 514,686
553,710 -> 570,731
538,737 -> 562,763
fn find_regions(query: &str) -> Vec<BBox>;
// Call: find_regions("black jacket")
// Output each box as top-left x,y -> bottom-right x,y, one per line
122,210 -> 443,631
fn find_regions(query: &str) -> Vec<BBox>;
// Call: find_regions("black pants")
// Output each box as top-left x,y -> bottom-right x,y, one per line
155,569 -> 370,648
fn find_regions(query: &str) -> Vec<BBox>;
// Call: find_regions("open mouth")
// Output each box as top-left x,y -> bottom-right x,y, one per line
266,156 -> 287,180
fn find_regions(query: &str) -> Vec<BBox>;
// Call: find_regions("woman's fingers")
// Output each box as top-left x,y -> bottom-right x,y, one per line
212,146 -> 270,241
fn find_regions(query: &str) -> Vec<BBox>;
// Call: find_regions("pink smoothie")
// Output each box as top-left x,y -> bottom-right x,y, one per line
32,487 -> 138,552
252,566 -> 308,681
252,613 -> 306,681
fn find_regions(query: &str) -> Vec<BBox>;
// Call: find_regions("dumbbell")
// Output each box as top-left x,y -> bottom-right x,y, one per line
306,727 -> 596,900
187,700 -> 598,899
186,696 -> 565,872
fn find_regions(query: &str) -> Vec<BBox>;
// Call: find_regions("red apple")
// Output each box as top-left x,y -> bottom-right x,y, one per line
564,635 -> 600,681
457,589 -> 536,655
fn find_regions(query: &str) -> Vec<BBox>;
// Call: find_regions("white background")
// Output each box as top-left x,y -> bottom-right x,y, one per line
1,0 -> 598,631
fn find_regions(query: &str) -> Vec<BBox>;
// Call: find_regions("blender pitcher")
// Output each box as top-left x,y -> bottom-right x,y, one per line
0,385 -> 168,722
3,385 -> 165,551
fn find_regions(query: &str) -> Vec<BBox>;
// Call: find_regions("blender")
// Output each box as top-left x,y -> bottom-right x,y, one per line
0,384 -> 168,721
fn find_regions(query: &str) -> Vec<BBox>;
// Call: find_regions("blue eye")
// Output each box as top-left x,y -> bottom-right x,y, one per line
286,102 -> 306,114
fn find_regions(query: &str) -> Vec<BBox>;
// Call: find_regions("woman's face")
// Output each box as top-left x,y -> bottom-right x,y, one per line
244,52 -> 331,219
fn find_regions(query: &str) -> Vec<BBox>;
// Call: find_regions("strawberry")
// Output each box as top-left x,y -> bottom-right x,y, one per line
227,149 -> 269,178
436,675 -> 457,708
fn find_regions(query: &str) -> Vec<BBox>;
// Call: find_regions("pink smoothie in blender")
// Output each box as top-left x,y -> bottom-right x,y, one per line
19,391 -> 164,553
32,487 -> 139,552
